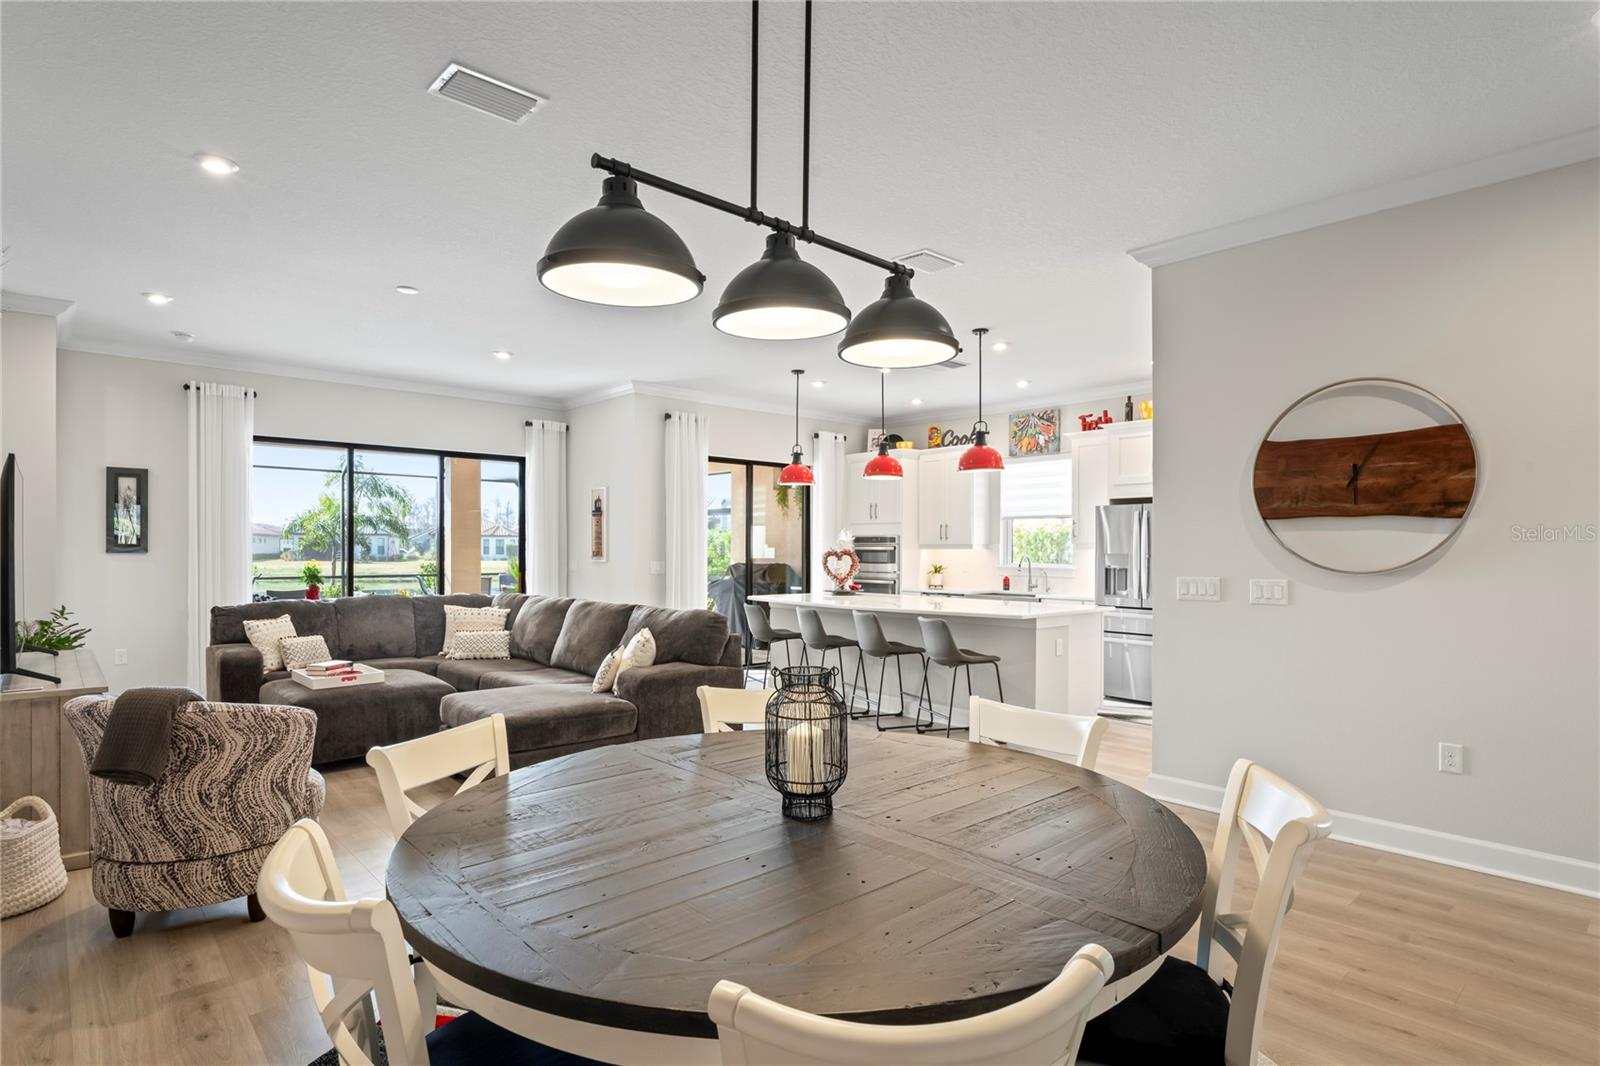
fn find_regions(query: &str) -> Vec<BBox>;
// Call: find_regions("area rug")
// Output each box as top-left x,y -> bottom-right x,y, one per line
306,1009 -> 462,1066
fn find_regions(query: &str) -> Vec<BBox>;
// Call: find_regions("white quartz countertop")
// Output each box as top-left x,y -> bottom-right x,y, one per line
751,592 -> 1108,622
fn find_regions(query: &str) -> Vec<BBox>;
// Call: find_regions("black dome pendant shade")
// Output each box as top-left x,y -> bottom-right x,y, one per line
837,273 -> 961,368
713,232 -> 850,340
537,175 -> 705,307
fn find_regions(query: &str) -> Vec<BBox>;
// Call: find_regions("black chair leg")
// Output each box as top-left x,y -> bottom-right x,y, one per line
945,665 -> 959,737
993,661 -> 1004,704
850,648 -> 869,718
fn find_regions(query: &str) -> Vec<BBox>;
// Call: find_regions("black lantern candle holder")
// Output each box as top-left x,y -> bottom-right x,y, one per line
764,665 -> 849,821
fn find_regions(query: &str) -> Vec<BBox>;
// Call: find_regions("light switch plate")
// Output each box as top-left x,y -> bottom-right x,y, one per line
1249,578 -> 1290,606
1176,577 -> 1221,601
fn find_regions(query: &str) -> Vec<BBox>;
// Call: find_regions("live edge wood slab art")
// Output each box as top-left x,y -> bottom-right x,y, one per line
387,729 -> 1206,1038
1253,422 -> 1477,519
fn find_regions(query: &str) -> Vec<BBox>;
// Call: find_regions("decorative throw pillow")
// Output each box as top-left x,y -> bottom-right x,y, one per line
592,644 -> 625,693
446,630 -> 511,660
280,635 -> 332,671
242,615 -> 297,672
613,627 -> 657,686
441,605 -> 508,656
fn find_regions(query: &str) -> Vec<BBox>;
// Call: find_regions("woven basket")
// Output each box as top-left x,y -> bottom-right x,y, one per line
1,796 -> 69,919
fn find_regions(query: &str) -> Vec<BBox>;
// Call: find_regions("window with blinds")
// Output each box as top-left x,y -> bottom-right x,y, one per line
1000,456 -> 1073,567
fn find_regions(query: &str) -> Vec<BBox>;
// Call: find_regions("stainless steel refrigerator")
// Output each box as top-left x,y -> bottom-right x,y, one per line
1095,503 -> 1153,704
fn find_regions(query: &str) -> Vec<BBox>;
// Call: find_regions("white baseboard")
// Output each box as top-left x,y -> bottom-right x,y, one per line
1145,773 -> 1600,898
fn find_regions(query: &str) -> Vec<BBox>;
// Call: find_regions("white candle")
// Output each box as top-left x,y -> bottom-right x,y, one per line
785,722 -> 825,795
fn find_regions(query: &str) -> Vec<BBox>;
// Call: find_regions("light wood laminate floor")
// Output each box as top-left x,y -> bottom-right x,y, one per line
3,721 -> 1596,1066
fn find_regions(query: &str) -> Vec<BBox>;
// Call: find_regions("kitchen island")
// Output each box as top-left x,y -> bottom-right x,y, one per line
750,592 -> 1106,729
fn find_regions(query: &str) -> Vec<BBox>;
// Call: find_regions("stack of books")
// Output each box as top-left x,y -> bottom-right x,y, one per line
301,659 -> 357,678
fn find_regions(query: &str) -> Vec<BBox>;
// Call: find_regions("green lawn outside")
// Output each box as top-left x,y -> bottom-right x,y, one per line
253,557 -> 512,595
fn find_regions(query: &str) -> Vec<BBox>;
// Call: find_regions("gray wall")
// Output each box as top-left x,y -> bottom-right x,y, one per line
1150,161 -> 1598,877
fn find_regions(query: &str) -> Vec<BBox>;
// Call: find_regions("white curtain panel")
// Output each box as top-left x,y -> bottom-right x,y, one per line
809,431 -> 850,593
186,381 -> 255,690
524,419 -> 568,597
663,411 -> 711,609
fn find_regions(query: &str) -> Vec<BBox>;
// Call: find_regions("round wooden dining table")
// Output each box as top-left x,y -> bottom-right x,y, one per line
387,728 -> 1207,1065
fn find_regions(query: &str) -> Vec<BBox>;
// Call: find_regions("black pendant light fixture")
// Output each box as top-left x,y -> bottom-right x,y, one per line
537,175 -> 704,307
777,369 -> 815,486
837,273 -> 961,368
958,327 -> 1005,472
863,370 -> 904,480
713,2 -> 850,340
540,1 -> 958,359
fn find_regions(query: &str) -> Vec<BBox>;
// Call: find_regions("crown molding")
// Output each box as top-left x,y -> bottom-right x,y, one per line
61,338 -> 564,411
1,290 -> 75,317
1128,128 -> 1600,268
901,378 -> 1153,428
562,379 -> 863,425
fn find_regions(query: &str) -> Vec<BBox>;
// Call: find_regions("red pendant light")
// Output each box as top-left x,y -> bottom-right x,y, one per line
959,327 -> 1005,473
863,370 -> 904,480
778,369 -> 815,486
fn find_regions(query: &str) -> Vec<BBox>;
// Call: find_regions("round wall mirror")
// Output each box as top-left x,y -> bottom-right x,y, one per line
1252,379 -> 1477,574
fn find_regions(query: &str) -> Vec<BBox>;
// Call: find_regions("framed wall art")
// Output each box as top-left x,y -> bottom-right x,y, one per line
589,487 -> 608,562
1008,408 -> 1061,457
106,467 -> 148,553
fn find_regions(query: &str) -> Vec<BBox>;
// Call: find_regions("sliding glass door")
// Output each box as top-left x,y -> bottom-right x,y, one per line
706,458 -> 808,656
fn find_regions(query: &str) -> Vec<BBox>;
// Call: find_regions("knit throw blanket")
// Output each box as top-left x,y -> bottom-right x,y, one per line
90,686 -> 204,786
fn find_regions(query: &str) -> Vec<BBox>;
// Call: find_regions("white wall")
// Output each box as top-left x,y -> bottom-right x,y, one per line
54,348 -> 560,691
565,388 -> 862,606
1,310 -> 60,613
1150,161 -> 1599,887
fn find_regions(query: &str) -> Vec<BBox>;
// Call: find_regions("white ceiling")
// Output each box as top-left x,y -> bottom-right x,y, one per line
3,2 -> 1596,419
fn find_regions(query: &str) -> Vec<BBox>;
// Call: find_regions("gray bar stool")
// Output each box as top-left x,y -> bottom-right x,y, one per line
915,617 -> 1004,737
851,611 -> 930,731
743,602 -> 805,688
797,607 -> 866,715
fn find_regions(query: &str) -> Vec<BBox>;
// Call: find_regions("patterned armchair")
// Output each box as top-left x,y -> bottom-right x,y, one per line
64,696 -> 326,937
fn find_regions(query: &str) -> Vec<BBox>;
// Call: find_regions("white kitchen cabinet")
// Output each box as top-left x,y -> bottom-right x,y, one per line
917,449 -> 997,548
1105,420 -> 1154,499
1071,432 -> 1109,556
845,452 -> 907,527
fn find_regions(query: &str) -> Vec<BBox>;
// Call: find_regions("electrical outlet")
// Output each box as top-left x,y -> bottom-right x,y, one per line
1249,578 -> 1290,606
113,648 -> 129,665
1176,577 -> 1221,601
649,561 -> 665,575
1438,742 -> 1464,774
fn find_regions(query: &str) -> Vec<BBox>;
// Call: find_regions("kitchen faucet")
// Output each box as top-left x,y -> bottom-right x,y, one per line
1018,555 -> 1041,593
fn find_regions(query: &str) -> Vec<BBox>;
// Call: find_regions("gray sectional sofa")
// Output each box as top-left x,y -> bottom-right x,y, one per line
206,592 -> 743,767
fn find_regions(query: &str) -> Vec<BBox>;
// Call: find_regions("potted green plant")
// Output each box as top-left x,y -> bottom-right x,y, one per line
301,561 -> 324,600
926,563 -> 945,590
14,606 -> 92,652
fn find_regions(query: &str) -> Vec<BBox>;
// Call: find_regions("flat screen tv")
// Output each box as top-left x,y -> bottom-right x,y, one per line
2,454 -> 59,684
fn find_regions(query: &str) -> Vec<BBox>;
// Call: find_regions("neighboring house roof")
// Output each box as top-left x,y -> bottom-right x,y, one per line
481,522 -> 517,537
252,523 -> 283,536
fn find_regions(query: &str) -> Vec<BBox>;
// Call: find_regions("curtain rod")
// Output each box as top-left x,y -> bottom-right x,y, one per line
182,383 -> 257,397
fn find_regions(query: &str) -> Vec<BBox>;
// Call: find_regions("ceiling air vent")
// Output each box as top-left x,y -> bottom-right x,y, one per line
427,62 -> 546,124
894,248 -> 963,273
936,359 -> 969,370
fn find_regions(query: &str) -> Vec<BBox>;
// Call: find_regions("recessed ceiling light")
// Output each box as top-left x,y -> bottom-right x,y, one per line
1016,379 -> 1031,389
811,379 -> 826,388
395,285 -> 420,296
492,350 -> 513,361
994,341 -> 1009,352
194,153 -> 239,176
142,291 -> 174,306
911,397 -> 923,406
170,330 -> 194,342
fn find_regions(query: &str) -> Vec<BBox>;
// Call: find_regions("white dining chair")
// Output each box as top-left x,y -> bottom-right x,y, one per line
698,685 -> 769,732
709,943 -> 1113,1066
257,819 -> 592,1066
1078,758 -> 1332,1066
366,714 -> 510,842
968,696 -> 1109,772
